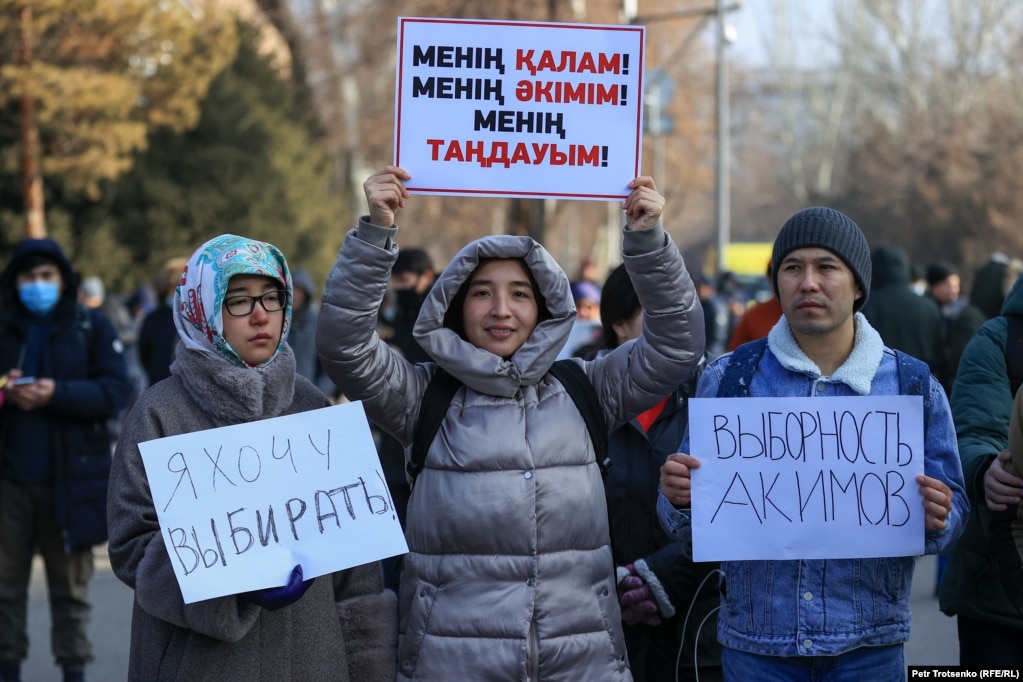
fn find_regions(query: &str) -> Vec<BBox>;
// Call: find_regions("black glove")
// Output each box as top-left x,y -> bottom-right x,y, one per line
240,565 -> 314,611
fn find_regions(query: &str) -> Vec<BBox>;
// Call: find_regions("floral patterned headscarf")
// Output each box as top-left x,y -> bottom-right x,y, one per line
174,234 -> 293,368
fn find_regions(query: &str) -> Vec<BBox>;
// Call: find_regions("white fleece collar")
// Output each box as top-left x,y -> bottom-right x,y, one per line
766,312 -> 883,395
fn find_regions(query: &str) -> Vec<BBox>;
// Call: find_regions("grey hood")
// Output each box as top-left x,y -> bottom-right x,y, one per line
413,234 -> 574,397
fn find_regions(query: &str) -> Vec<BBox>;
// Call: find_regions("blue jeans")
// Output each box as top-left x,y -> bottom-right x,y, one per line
722,644 -> 904,682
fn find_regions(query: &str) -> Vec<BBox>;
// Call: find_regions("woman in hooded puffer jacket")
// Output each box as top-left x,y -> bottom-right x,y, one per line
317,166 -> 705,681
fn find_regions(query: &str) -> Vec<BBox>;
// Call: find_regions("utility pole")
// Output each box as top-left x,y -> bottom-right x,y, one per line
625,1 -> 741,276
715,0 -> 730,274
19,4 -> 46,238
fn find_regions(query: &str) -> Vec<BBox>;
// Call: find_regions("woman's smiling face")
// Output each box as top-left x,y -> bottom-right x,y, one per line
461,259 -> 539,359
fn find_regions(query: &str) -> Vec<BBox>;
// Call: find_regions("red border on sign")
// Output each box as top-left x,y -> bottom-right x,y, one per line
396,17 -> 646,199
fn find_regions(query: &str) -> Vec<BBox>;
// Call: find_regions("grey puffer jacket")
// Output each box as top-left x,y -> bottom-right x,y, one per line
107,343 -> 397,681
317,219 -> 704,681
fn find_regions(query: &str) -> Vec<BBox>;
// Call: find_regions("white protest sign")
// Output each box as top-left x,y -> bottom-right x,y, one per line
139,402 -> 408,604
688,395 -> 925,562
395,17 -> 646,201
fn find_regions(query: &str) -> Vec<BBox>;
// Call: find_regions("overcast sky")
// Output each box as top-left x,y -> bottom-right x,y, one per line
726,0 -> 835,68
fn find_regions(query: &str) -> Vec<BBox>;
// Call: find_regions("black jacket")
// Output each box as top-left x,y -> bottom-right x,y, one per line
0,238 -> 132,548
861,244 -> 945,371
605,364 -> 721,679
137,304 -> 175,386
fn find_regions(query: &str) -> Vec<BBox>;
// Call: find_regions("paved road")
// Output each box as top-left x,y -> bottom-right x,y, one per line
22,551 -> 958,680
905,554 -> 960,667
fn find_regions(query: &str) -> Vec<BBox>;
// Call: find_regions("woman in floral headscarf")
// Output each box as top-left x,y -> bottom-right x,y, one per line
106,234 -> 396,681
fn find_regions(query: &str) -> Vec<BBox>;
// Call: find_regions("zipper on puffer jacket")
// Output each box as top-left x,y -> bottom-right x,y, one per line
527,617 -> 539,681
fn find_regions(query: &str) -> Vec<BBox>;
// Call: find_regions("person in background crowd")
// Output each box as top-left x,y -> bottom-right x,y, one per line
0,238 -> 132,682
80,276 -> 145,423
659,207 -> 967,680
125,285 -> 156,328
316,165 -> 705,681
106,234 -> 397,681
946,255 -> 1023,400
698,275 -> 731,361
137,257 -> 187,388
938,272 -> 1023,667
910,260 -> 928,296
924,260 -> 966,593
572,279 -> 602,323
78,277 -> 104,312
926,261 -> 963,317
598,263 -> 720,682
575,256 -> 603,294
374,247 -> 438,592
715,271 -> 750,331
121,285 -> 156,401
125,288 -> 153,321
861,244 -> 945,375
727,263 -> 783,352
387,247 -> 437,364
287,269 -> 336,398
557,279 -> 604,360
79,277 -> 137,348
926,261 -> 965,394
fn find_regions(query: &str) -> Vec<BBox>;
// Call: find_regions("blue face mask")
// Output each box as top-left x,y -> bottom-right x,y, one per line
18,281 -> 61,314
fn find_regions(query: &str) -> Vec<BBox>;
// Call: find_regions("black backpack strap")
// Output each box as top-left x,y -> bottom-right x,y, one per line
409,360 -> 611,487
716,338 -> 768,398
408,368 -> 462,487
548,359 -> 610,475
1007,315 -> 1023,398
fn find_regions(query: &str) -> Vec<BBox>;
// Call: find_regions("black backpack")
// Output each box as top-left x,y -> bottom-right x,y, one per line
407,360 -> 609,488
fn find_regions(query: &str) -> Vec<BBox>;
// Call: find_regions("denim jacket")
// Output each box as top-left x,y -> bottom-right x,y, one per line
657,314 -> 969,657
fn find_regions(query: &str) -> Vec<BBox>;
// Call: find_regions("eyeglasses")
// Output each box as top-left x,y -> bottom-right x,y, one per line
223,290 -> 290,317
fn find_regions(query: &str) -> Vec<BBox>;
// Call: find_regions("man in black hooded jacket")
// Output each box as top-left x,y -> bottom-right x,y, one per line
861,243 -> 945,373
0,238 -> 131,682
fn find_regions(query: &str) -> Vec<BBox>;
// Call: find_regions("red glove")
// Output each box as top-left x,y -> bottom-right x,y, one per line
617,564 -> 661,627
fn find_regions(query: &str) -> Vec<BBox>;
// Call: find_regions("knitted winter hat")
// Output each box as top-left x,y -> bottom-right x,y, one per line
771,207 -> 871,311
926,261 -> 957,286
570,280 -> 601,304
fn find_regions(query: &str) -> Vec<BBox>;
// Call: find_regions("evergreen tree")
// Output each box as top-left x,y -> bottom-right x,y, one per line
0,0 -> 238,200
75,21 -> 344,292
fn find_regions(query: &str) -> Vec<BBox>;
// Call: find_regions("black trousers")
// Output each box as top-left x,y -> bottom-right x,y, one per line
957,615 -> 1023,667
